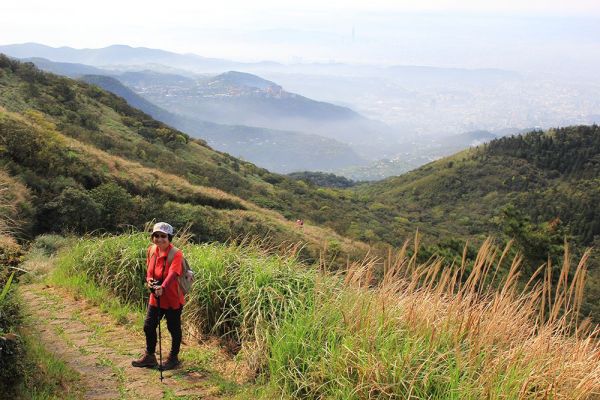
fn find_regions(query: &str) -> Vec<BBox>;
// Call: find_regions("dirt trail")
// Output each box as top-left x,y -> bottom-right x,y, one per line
20,283 -> 239,400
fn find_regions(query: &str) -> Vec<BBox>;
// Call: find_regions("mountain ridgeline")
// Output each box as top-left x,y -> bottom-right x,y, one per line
0,55 -> 371,263
1,55 -> 599,319
355,126 -> 600,248
22,57 -> 369,173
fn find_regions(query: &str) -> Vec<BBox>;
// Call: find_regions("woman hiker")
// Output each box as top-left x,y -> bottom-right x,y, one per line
132,222 -> 184,370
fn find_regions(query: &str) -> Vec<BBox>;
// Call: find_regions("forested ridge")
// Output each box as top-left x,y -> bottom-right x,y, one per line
0,54 -> 368,263
2,55 -> 599,317
1,54 -> 600,399
486,127 -> 600,243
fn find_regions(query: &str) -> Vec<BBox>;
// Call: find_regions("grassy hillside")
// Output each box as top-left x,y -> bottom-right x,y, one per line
3,56 -> 600,252
2,55 -> 599,317
49,232 -> 600,399
355,126 -> 600,247
354,126 -> 600,319
0,55 -> 369,263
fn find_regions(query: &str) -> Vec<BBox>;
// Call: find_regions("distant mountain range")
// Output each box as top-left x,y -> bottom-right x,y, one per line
80,74 -> 366,172
10,56 -> 368,173
7,43 -> 575,180
0,43 -> 255,72
119,69 -> 396,156
0,43 -> 519,81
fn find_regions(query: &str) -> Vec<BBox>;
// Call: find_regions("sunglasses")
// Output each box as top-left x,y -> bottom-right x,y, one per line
152,233 -> 168,239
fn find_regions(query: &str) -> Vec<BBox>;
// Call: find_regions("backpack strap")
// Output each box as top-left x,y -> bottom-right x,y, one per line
166,246 -> 184,298
166,246 -> 179,266
147,244 -> 158,263
149,245 -> 169,282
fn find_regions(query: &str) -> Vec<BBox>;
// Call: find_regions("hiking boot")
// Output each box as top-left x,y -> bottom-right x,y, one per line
160,354 -> 181,370
131,352 -> 158,368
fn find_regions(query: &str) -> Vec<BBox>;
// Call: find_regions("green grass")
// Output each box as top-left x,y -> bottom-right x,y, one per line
179,347 -> 216,373
46,232 -> 600,399
15,308 -> 83,399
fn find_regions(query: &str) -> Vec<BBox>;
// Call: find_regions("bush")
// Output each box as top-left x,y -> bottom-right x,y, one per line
38,186 -> 102,233
0,272 -> 26,399
0,237 -> 23,267
0,333 -> 26,398
30,234 -> 73,256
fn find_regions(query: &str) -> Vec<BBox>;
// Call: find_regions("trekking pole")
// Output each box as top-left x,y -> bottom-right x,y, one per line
157,293 -> 164,382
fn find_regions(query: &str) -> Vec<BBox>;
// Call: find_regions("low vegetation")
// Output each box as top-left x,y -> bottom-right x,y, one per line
1,235 -> 79,398
51,232 -> 599,399
0,55 -> 369,266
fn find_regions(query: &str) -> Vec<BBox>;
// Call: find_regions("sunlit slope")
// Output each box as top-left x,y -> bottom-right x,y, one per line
0,55 -> 367,261
355,126 -> 600,247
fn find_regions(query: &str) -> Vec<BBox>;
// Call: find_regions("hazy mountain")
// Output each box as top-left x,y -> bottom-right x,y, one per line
9,56 -> 366,173
122,70 -> 399,159
80,74 -> 366,173
0,43 -> 276,72
20,57 -> 107,77
12,43 -> 589,175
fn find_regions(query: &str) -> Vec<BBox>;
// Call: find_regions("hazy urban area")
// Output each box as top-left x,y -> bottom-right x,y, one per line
2,2 -> 600,179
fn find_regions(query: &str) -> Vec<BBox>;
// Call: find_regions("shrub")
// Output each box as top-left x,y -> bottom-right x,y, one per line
53,233 -> 600,398
0,271 -> 26,399
30,234 -> 73,256
38,186 -> 102,233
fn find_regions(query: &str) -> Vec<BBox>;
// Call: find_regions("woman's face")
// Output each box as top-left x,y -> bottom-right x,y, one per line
152,232 -> 170,250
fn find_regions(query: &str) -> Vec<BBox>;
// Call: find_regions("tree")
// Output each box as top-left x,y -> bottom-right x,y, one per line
498,205 -> 567,276
38,187 -> 101,233
90,182 -> 135,229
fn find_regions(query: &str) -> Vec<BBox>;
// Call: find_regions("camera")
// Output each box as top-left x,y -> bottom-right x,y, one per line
148,278 -> 162,294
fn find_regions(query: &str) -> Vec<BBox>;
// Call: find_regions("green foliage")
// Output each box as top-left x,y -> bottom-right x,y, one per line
53,233 -> 316,349
287,171 -> 357,188
353,127 -> 600,321
186,243 -> 315,346
496,205 -> 567,270
89,182 -> 135,228
31,234 -> 74,256
53,233 -> 149,310
267,290 -> 479,399
0,271 -> 14,304
39,186 -> 102,232
0,269 -> 25,398
0,332 -> 26,399
57,233 -> 599,399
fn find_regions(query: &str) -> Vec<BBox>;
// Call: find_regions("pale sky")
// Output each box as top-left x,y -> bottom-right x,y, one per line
2,0 -> 600,74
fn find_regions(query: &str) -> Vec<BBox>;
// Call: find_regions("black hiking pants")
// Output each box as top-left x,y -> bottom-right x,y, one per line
143,305 -> 182,357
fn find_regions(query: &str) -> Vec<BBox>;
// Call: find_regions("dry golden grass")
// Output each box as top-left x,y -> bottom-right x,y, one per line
339,236 -> 600,399
0,169 -> 29,237
3,107 -> 370,261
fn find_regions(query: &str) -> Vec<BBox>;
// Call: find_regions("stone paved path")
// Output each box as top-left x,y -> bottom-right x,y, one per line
20,283 -> 237,400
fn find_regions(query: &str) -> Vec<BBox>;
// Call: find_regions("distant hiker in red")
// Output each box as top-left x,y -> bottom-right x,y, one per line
296,219 -> 304,229
132,222 -> 184,371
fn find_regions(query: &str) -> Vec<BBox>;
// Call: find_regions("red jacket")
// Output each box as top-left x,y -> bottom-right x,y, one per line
146,244 -> 185,309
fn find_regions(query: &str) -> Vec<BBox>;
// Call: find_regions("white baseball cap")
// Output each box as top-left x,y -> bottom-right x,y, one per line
152,222 -> 174,235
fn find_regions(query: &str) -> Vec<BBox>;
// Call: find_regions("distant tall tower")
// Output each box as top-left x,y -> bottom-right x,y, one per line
352,26 -> 356,43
